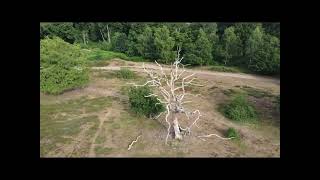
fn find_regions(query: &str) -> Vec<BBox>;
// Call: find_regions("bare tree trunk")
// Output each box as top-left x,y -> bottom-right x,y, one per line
106,24 -> 111,43
99,29 -> 106,42
82,31 -> 86,45
86,32 -> 89,44
172,113 -> 182,140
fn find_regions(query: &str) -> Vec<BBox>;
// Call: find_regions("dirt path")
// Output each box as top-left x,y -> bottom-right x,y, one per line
92,63 -> 279,86
47,123 -> 94,157
88,111 -> 111,157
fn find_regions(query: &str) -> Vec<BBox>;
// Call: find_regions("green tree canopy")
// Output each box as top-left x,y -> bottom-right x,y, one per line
153,26 -> 175,63
220,26 -> 241,65
194,29 -> 213,66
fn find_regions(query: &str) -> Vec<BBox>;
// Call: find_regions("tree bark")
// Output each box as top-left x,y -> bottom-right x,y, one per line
99,29 -> 106,42
86,32 -> 89,44
106,24 -> 111,43
172,113 -> 182,140
82,31 -> 86,45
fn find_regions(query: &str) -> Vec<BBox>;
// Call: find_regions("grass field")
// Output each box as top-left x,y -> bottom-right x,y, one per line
40,60 -> 280,157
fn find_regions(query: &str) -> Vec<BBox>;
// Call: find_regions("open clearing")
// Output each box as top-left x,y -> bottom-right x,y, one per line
40,59 -> 280,157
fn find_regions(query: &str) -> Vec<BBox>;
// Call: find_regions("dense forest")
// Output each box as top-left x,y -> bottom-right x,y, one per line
40,22 -> 280,75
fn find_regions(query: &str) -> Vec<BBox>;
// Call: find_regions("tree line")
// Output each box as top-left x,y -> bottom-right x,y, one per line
40,22 -> 280,75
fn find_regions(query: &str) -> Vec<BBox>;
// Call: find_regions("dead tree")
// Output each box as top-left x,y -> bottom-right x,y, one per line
99,29 -> 106,42
129,47 -> 203,145
106,24 -> 111,43
82,31 -> 89,45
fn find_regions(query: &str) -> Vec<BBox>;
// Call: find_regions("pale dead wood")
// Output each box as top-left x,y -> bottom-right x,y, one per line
128,135 -> 142,151
198,134 -> 235,140
128,47 -> 230,145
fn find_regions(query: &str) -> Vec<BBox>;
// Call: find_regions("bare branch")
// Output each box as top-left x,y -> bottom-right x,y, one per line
178,73 -> 195,101
188,83 -> 205,87
165,104 -> 171,145
153,112 -> 164,119
198,134 -> 234,140
181,101 -> 192,105
155,60 -> 167,80
159,87 -> 170,100
155,103 -> 162,107
156,98 -> 167,104
188,110 -> 201,130
177,69 -> 186,80
183,73 -> 196,81
127,80 -> 156,87
173,86 -> 183,92
185,77 -> 197,84
145,93 -> 158,98
128,135 -> 142,150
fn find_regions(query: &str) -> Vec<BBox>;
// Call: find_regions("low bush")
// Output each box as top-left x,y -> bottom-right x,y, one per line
78,41 -> 112,51
128,86 -> 165,118
208,66 -> 241,73
85,49 -> 129,61
88,60 -> 110,67
40,66 -> 89,94
223,94 -> 258,122
129,56 -> 147,62
222,89 -> 239,97
226,127 -> 240,140
40,37 -> 89,94
116,68 -> 136,79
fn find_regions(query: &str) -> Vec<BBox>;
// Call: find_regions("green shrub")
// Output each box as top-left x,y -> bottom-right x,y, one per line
223,94 -> 257,122
226,127 -> 240,140
111,32 -> 129,53
78,41 -> 112,51
94,41 -> 112,51
116,68 -> 136,79
85,49 -> 107,61
114,52 -> 129,60
129,56 -> 147,62
88,50 -> 104,60
40,37 -> 89,94
208,64 -> 253,74
40,66 -> 89,94
128,86 -> 165,118
184,53 -> 203,66
85,49 -> 129,61
222,89 -> 239,97
209,66 -> 240,73
88,60 -> 110,67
